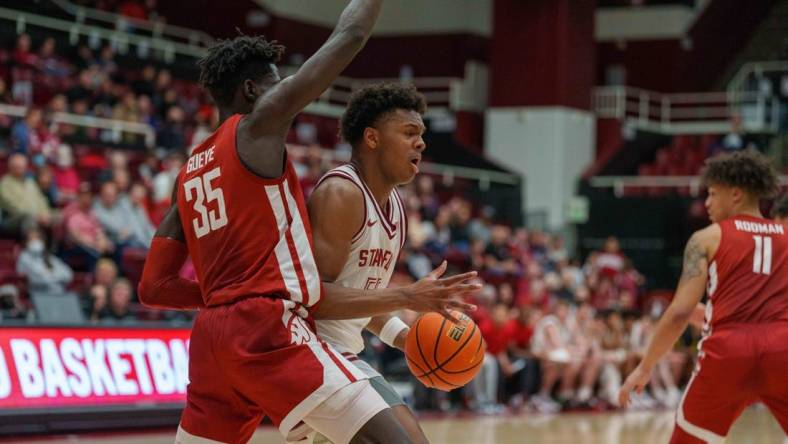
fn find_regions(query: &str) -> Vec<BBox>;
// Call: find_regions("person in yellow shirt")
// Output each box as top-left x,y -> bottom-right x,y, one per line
0,153 -> 53,235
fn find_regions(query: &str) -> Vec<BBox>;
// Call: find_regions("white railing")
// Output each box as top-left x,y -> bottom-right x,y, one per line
49,0 -> 214,48
0,104 -> 155,148
0,105 -> 517,186
593,86 -> 780,134
728,61 -> 788,99
0,6 -> 204,61
1,5 -> 483,116
589,175 -> 788,197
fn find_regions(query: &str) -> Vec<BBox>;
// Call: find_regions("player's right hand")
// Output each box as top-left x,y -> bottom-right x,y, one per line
402,261 -> 480,322
619,363 -> 652,408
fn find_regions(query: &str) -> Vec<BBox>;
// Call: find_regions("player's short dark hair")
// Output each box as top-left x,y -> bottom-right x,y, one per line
340,83 -> 427,146
197,35 -> 284,107
772,194 -> 788,218
700,149 -> 779,199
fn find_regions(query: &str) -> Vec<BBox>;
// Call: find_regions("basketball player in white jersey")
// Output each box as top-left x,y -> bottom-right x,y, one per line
307,83 -> 431,443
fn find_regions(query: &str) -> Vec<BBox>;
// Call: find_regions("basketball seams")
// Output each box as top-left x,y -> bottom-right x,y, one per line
440,332 -> 486,374
412,316 -> 438,388
433,317 -> 447,371
417,320 -> 480,378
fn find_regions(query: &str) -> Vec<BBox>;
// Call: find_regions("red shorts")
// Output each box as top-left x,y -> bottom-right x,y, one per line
671,322 -> 788,443
180,297 -> 367,443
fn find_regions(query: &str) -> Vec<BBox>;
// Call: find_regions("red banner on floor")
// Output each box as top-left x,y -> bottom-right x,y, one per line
0,327 -> 191,408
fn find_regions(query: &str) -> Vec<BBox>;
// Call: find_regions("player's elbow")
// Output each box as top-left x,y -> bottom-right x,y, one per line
137,279 -> 161,309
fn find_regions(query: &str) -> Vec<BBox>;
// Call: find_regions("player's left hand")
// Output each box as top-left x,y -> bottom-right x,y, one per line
619,364 -> 652,408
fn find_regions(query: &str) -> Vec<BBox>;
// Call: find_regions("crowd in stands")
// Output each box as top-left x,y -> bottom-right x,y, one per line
0,31 -> 704,414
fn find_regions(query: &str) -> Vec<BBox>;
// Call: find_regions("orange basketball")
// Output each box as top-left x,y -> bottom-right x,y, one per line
404,310 -> 486,391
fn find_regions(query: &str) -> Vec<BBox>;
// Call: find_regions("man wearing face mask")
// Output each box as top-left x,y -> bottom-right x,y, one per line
16,227 -> 74,299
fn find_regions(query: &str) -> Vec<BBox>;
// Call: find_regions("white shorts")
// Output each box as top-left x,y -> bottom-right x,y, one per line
287,379 -> 388,444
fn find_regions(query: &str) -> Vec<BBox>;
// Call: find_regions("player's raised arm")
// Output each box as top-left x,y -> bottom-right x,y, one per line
619,225 -> 719,407
247,0 -> 383,134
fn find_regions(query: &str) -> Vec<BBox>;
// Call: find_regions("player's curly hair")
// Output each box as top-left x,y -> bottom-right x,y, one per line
341,83 -> 427,146
197,35 -> 285,107
772,194 -> 788,218
700,149 -> 779,199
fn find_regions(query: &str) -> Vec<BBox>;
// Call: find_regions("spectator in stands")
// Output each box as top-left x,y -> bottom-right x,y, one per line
529,299 -> 574,413
67,70 -> 94,104
38,37 -> 69,79
564,303 -> 603,406
85,283 -> 107,322
590,236 -> 625,280
11,33 -> 36,105
132,65 -> 156,98
93,181 -> 149,250
16,227 -> 75,299
156,105 -> 186,152
11,108 -> 43,155
124,182 -> 155,247
0,284 -> 27,322
772,194 -> 788,225
63,182 -> 114,271
113,92 -> 141,144
468,205 -> 494,245
53,144 -> 79,202
152,152 -> 183,204
82,256 -> 118,320
0,153 -> 53,235
35,166 -> 59,207
98,46 -> 118,77
597,311 -> 630,407
719,113 -> 756,152
112,168 -> 131,194
0,78 -> 12,105
415,175 -> 441,220
137,94 -> 158,129
470,303 -> 508,414
425,206 -> 451,256
503,307 -> 540,408
484,225 -> 519,277
101,278 -> 135,323
73,45 -> 96,71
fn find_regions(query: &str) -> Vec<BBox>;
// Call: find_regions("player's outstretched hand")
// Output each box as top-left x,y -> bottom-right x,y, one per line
618,364 -> 652,408
402,261 -> 480,322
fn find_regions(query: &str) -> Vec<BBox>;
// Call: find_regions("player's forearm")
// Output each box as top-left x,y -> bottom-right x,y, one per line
333,0 -> 384,41
311,282 -> 407,320
640,305 -> 692,370
138,237 -> 204,310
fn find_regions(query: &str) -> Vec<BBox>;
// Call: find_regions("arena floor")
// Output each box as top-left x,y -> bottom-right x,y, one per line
2,407 -> 785,444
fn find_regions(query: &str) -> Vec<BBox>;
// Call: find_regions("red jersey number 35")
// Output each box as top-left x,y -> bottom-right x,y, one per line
183,167 -> 229,238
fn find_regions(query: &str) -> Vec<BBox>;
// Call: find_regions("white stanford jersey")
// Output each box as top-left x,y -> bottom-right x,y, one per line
313,164 -> 407,354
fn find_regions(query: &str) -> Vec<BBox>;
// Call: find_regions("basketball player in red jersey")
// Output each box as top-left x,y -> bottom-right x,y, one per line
307,84 -> 430,444
137,1 -> 479,443
619,149 -> 788,443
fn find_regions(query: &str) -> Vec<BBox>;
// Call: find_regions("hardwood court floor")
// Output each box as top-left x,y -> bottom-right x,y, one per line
2,407 -> 785,443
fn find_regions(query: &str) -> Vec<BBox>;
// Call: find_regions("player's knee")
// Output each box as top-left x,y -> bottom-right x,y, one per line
350,409 -> 413,444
